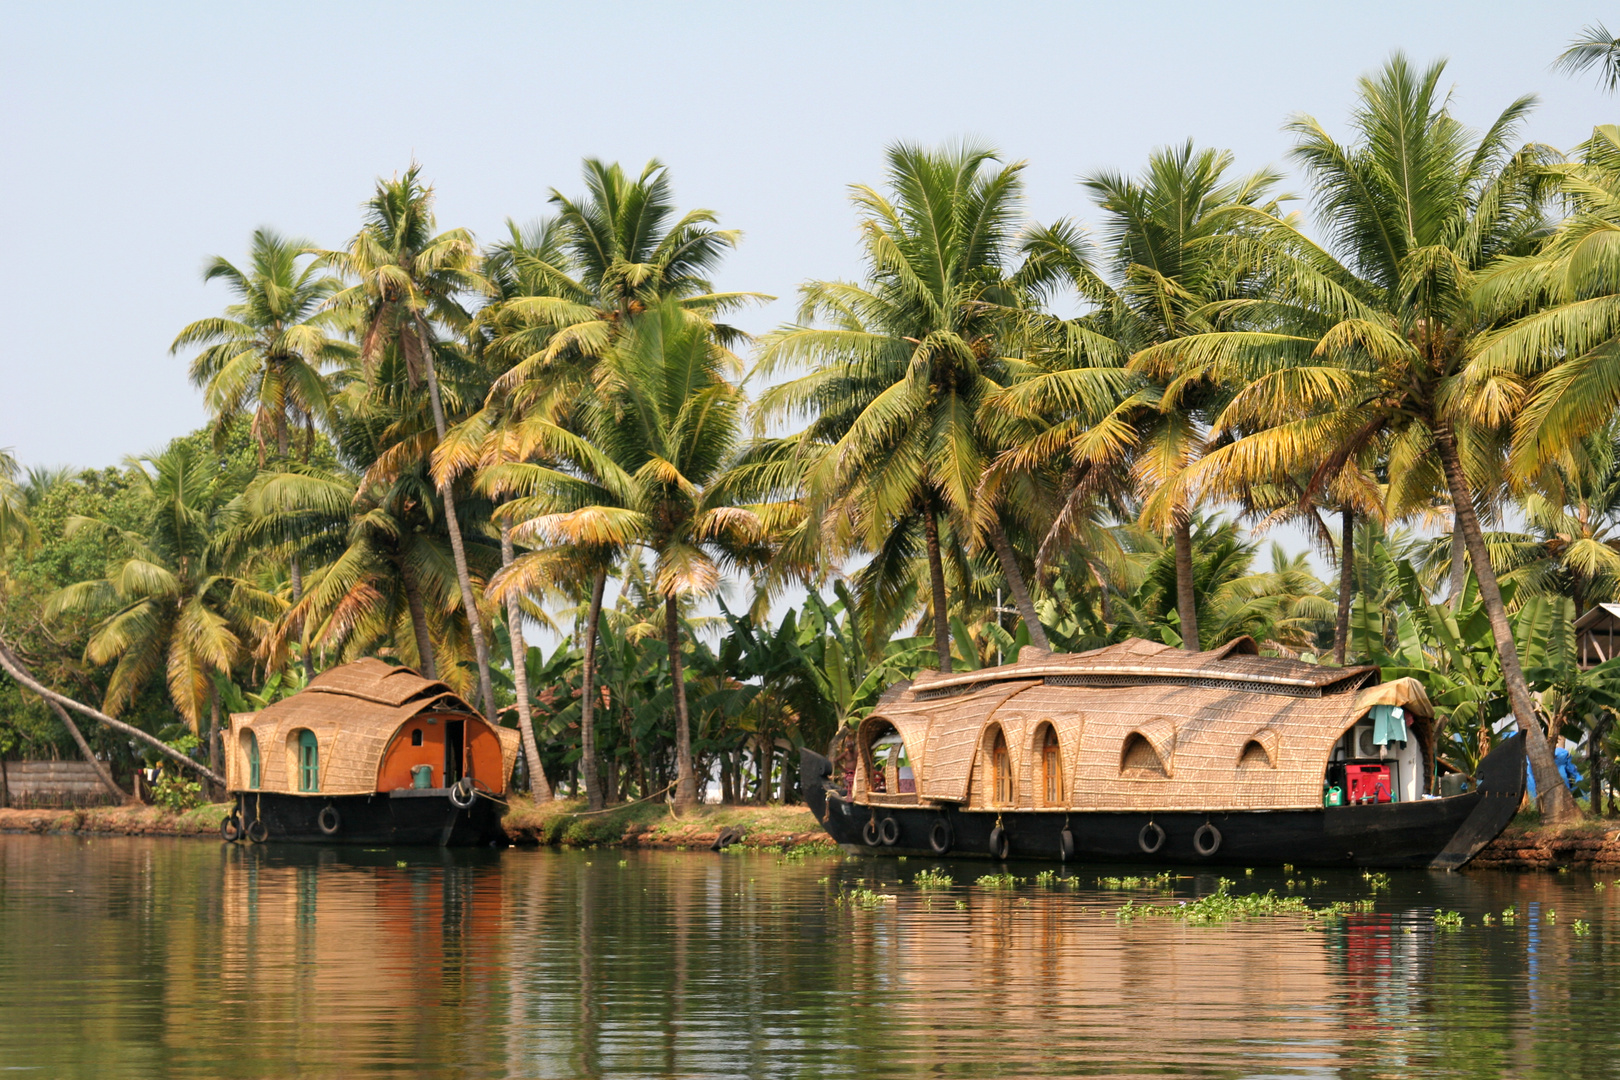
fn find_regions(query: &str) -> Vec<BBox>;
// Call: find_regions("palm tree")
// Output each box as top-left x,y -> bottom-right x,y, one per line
488,300 -> 768,810
45,442 -> 278,775
1142,55 -> 1576,820
465,166 -> 757,804
0,448 -> 34,554
1096,142 -> 1284,650
173,229 -> 349,464
758,142 -> 1064,669
172,228 -> 350,675
1555,23 -> 1620,92
324,166 -> 498,719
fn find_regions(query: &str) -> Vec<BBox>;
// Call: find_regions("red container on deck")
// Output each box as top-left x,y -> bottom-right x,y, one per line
1346,764 -> 1392,804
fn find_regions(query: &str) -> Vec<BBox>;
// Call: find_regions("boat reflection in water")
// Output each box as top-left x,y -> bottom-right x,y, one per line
1,836 -> 1613,1078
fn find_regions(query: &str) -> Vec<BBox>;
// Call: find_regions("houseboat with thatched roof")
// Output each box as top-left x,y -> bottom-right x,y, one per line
220,658 -> 520,846
801,637 -> 1525,869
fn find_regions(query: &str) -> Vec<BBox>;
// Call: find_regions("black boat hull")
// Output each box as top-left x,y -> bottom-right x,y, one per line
803,732 -> 1526,870
233,790 -> 508,847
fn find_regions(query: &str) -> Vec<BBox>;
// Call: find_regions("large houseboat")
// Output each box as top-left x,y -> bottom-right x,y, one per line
220,658 -> 520,846
801,637 -> 1525,869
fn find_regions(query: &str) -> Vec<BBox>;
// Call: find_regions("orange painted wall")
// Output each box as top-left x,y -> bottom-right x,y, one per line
465,719 -> 504,791
375,713 -> 508,793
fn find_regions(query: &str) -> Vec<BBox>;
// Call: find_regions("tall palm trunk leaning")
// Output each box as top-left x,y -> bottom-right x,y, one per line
579,568 -> 607,810
327,166 -> 497,718
1143,55 -> 1578,821
1333,507 -> 1354,666
500,526 -> 550,801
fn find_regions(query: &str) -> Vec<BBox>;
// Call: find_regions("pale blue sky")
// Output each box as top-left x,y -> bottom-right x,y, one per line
1,1 -> 1614,470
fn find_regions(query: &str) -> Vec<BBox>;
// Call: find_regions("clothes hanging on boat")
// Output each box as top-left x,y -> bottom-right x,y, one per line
1370,704 -> 1408,746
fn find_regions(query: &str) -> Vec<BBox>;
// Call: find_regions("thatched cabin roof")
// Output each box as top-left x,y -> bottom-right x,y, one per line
856,637 -> 1390,813
227,659 -> 520,796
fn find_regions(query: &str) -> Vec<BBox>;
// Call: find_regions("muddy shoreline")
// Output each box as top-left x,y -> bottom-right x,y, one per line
5,803 -> 1617,869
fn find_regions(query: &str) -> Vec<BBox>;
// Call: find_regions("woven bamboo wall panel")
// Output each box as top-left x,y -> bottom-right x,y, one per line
865,640 -> 1375,812
905,681 -> 1038,802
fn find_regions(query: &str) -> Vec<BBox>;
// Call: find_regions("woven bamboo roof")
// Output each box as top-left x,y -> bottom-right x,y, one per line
226,658 -> 520,796
857,637 -> 1386,812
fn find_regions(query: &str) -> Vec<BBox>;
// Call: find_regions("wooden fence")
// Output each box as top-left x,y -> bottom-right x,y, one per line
0,760 -> 121,808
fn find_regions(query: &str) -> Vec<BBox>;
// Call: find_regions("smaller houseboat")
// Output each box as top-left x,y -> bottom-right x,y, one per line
221,659 -> 520,846
802,637 -> 1526,869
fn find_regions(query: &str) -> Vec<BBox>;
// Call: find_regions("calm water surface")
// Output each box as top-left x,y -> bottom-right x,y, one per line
1,834 -> 1618,1078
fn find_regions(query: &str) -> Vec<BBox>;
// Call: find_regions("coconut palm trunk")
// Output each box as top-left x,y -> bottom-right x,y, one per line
398,559 -> 438,679
416,331 -> 496,719
988,517 -> 1051,652
1334,506 -> 1354,665
500,527 -> 551,802
208,683 -> 222,791
666,593 -> 698,809
47,699 -> 130,803
0,638 -> 226,787
1434,423 -> 1577,822
923,507 -> 952,672
1172,510 -> 1199,651
580,568 -> 607,811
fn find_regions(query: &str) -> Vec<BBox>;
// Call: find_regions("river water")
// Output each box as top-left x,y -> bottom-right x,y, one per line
0,835 -> 1617,1079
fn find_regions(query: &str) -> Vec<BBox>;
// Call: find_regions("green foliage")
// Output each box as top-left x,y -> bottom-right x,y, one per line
913,868 -> 954,890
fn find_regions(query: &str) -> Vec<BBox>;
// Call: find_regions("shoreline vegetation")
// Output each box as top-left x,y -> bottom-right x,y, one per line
13,41 -> 1620,834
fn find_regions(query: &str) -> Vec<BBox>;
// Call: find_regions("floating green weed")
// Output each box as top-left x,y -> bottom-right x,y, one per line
720,844 -> 749,855
975,872 -> 1019,890
1115,879 -> 1360,925
834,884 -> 897,908
1096,872 -> 1172,891
1547,910 -> 1558,924
1574,919 -> 1592,936
1034,869 -> 1061,889
1481,913 -> 1494,926
1362,872 -> 1391,892
1433,910 -> 1463,928
913,868 -> 954,890
1501,905 -> 1517,924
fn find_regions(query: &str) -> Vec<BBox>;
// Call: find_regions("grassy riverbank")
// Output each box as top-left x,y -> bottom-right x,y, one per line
0,799 -> 833,851
501,798 -> 831,850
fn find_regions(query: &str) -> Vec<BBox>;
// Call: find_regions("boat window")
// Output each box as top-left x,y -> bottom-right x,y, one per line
411,728 -> 423,747
296,729 -> 319,792
1121,732 -> 1168,778
1238,739 -> 1273,769
241,729 -> 260,790
992,729 -> 1013,805
1039,725 -> 1062,805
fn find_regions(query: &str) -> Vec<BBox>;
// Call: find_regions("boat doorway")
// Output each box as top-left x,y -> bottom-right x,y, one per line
444,719 -> 465,784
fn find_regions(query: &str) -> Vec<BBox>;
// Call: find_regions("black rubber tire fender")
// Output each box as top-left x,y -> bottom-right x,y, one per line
317,805 -> 341,836
220,813 -> 242,843
878,816 -> 901,846
1059,826 -> 1076,862
245,819 -> 269,844
449,778 -> 477,809
1193,822 -> 1222,857
862,817 -> 881,846
988,825 -> 1010,861
928,820 -> 952,855
1138,822 -> 1166,855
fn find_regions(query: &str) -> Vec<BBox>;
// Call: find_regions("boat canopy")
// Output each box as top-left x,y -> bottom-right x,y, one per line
854,637 -> 1390,813
226,659 -> 520,796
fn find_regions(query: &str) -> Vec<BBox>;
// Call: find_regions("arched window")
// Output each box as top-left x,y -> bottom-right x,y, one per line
296,730 -> 319,792
241,729 -> 260,790
1039,725 -> 1062,806
1121,733 -> 1168,778
992,729 -> 1013,805
411,728 -> 424,747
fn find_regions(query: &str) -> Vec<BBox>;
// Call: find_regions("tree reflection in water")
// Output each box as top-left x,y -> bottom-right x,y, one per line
0,837 -> 1617,1078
